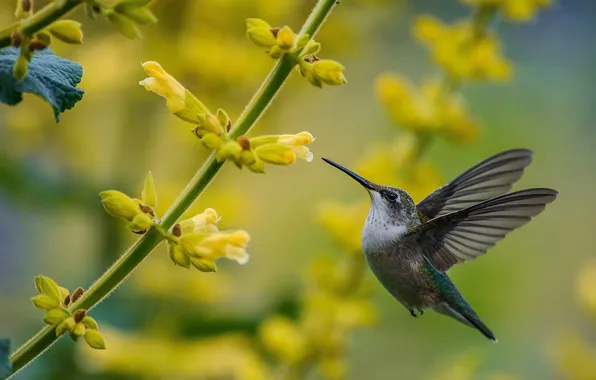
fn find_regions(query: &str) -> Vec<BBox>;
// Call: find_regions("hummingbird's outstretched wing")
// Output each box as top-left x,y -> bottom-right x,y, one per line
413,188 -> 557,272
416,149 -> 534,222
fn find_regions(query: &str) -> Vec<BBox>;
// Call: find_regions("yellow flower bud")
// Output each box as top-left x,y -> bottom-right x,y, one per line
200,133 -> 225,150
115,3 -> 158,25
84,329 -> 106,350
246,18 -> 271,29
13,53 -> 28,80
47,20 -> 83,44
99,190 -> 141,221
32,295 -> 60,310
141,171 -> 157,209
215,141 -> 243,162
127,212 -> 153,233
107,11 -> 140,39
276,26 -> 295,50
298,61 -> 322,88
250,135 -> 279,147
190,257 -> 217,272
139,61 -> 209,124
168,241 -> 191,268
255,144 -> 296,165
178,208 -> 219,234
43,308 -> 69,326
72,322 -> 86,336
248,157 -> 265,173
268,45 -> 283,59
55,318 -> 70,337
246,26 -> 277,48
34,276 -> 61,301
204,113 -> 224,135
312,59 -> 347,86
294,34 -> 310,51
82,316 -> 98,330
240,149 -> 258,166
216,108 -> 230,131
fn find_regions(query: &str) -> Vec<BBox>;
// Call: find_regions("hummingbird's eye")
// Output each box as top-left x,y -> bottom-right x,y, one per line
382,191 -> 398,201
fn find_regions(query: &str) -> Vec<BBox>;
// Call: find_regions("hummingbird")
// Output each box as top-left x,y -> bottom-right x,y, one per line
322,149 -> 557,342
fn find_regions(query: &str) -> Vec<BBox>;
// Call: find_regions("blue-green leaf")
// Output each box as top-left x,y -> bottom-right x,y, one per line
0,47 -> 84,122
0,339 -> 11,379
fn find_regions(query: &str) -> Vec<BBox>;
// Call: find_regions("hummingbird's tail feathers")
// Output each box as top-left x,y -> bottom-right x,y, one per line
435,301 -> 498,343
417,188 -> 558,272
416,149 -> 534,221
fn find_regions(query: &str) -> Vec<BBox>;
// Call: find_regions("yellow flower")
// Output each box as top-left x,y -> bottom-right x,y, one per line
259,316 -> 307,364
413,16 -> 512,81
179,230 -> 250,265
312,59 -> 348,86
255,144 -> 296,165
317,201 -> 368,251
178,208 -> 219,234
461,0 -> 551,22
577,260 -> 596,314
139,61 -> 209,124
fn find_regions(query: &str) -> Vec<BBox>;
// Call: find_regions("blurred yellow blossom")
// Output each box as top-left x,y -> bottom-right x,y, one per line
79,328 -> 269,380
317,201 -> 368,252
259,316 -> 308,364
554,332 -> 596,380
414,16 -> 512,81
376,73 -> 480,142
462,0 -> 551,22
139,61 -> 209,124
577,260 -> 596,314
179,230 -> 250,265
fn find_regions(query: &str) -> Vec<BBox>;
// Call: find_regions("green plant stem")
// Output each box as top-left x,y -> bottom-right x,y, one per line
6,0 -> 340,377
0,0 -> 84,49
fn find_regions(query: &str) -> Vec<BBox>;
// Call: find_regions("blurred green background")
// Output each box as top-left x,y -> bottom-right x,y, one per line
0,0 -> 594,379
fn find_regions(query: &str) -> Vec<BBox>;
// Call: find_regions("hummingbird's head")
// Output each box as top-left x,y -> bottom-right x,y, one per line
322,158 -> 419,229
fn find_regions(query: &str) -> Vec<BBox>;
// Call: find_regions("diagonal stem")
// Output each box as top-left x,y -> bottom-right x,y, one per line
6,0 -> 340,377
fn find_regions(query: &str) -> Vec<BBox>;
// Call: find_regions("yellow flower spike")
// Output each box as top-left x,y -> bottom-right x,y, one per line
276,26 -> 295,50
246,18 -> 271,30
259,316 -> 307,364
255,144 -> 296,165
312,59 -> 347,86
47,20 -> 84,44
139,61 -> 209,124
142,171 -> 157,209
190,257 -> 217,273
178,208 -> 219,234
84,329 -> 107,350
167,241 -> 191,268
99,190 -> 141,221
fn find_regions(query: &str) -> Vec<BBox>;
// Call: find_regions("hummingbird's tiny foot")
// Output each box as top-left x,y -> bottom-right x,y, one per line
409,308 -> 423,318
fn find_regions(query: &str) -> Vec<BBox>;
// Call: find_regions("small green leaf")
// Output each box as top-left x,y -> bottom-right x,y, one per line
0,47 -> 84,122
0,339 -> 11,379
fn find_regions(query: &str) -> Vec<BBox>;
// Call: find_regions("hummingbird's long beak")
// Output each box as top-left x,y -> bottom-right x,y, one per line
321,158 -> 375,190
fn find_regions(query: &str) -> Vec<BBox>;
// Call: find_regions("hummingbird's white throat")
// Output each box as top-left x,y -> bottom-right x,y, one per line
362,191 -> 409,252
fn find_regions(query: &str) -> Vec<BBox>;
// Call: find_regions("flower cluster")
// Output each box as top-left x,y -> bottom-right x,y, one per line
245,18 -> 347,87
99,172 -> 158,234
462,0 -> 551,22
166,208 -> 250,272
376,73 -> 479,143
31,276 -> 105,349
414,15 -> 512,82
139,61 -> 316,172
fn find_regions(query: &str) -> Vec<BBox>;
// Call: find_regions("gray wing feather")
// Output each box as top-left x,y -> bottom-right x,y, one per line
416,149 -> 534,221
414,188 -> 558,272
